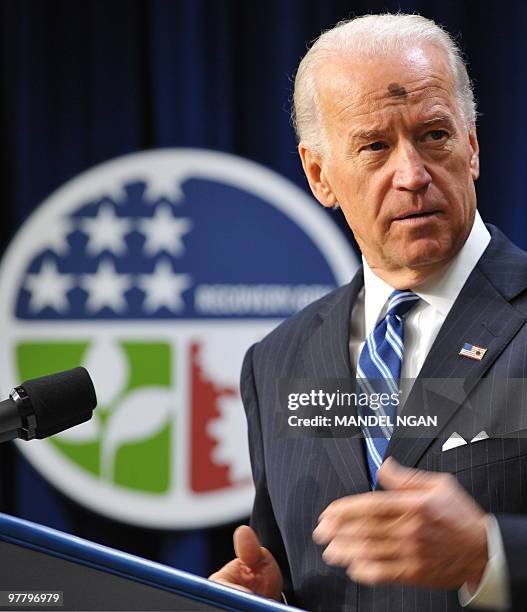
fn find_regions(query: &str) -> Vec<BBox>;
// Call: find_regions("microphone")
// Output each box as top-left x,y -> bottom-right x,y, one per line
0,367 -> 97,444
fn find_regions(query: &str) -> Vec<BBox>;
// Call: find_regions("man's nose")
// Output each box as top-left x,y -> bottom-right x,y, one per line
392,145 -> 432,192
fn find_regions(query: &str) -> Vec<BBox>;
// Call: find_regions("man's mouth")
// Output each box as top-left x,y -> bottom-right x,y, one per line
391,210 -> 441,225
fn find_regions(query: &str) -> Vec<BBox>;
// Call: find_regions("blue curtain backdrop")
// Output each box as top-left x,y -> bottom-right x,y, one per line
1,0 -> 527,576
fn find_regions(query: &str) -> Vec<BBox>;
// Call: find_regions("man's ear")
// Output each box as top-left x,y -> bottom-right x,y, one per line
298,144 -> 337,208
468,128 -> 480,181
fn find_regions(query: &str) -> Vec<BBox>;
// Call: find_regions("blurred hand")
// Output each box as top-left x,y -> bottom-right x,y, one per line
209,525 -> 283,600
313,457 -> 489,589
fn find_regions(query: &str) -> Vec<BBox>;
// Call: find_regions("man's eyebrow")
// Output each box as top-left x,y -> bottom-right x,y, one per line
419,115 -> 456,128
349,129 -> 387,143
348,115 -> 457,144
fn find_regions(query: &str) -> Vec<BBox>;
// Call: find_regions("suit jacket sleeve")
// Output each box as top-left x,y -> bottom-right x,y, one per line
240,343 -> 295,602
495,514 -> 527,611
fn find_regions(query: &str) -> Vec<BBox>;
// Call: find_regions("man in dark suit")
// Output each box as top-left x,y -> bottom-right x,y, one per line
210,13 -> 527,611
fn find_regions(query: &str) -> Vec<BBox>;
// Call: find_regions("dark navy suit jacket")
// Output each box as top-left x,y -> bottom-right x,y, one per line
241,226 -> 527,612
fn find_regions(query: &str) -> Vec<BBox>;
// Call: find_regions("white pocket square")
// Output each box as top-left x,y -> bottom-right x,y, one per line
442,431 -> 467,452
470,430 -> 489,443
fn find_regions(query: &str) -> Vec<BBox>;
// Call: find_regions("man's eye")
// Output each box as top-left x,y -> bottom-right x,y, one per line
425,130 -> 448,141
364,141 -> 387,152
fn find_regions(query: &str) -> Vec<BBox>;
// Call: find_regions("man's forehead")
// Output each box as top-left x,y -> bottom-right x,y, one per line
316,46 -> 458,122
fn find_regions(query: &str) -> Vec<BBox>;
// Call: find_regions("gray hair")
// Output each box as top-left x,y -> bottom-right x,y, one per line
292,13 -> 477,155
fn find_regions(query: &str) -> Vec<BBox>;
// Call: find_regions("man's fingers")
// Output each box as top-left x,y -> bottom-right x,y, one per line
322,536 -> 404,566
316,490 -> 428,540
209,558 -> 249,583
234,525 -> 266,569
210,529 -> 283,601
314,514 -> 406,544
209,558 -> 255,592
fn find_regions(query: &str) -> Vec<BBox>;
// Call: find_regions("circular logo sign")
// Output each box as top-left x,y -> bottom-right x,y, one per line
0,149 -> 358,528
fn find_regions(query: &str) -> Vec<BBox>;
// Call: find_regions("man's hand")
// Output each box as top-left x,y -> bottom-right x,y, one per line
313,457 -> 489,589
209,525 -> 283,600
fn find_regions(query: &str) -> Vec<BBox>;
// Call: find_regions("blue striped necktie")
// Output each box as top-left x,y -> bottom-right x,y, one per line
357,289 -> 419,487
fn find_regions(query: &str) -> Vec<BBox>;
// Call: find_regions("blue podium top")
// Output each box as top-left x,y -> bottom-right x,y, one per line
0,512 -> 302,611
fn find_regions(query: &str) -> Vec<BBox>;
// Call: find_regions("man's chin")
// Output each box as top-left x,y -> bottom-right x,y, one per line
391,240 -> 455,270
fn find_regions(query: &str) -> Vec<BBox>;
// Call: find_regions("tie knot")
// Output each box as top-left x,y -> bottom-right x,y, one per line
386,290 -> 419,318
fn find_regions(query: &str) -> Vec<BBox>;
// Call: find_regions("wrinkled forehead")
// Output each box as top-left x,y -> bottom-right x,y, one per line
315,45 -> 460,128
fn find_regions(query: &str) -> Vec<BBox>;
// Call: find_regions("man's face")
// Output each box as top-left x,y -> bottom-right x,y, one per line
300,44 -> 479,281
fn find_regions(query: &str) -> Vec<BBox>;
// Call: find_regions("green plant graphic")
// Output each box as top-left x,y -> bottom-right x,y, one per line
16,340 -> 174,493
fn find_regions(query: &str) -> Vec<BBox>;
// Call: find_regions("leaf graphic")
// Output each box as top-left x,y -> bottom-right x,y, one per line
54,412 -> 100,443
100,387 -> 173,482
83,338 -> 128,407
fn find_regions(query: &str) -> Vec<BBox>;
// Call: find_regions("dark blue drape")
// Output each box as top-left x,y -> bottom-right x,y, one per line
1,0 -> 527,576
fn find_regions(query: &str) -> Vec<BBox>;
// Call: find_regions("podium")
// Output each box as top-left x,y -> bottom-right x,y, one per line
0,512 -> 302,611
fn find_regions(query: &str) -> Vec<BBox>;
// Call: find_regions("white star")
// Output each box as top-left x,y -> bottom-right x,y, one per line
137,260 -> 192,312
143,174 -> 184,204
138,205 -> 192,257
79,205 -> 133,256
24,259 -> 74,313
80,260 -> 132,313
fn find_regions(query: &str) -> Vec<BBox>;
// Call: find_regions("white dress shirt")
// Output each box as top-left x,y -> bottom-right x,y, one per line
348,211 -> 509,609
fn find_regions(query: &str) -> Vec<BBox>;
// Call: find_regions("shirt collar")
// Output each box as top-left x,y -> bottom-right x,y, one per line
362,210 -> 491,335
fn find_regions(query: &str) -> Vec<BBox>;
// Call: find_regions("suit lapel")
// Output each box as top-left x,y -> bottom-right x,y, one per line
295,270 -> 371,494
386,261 -> 527,468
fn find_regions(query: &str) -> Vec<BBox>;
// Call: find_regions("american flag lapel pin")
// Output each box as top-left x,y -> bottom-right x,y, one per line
459,342 -> 488,361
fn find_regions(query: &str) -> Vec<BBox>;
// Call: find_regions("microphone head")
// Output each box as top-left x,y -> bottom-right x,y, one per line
20,367 -> 97,439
